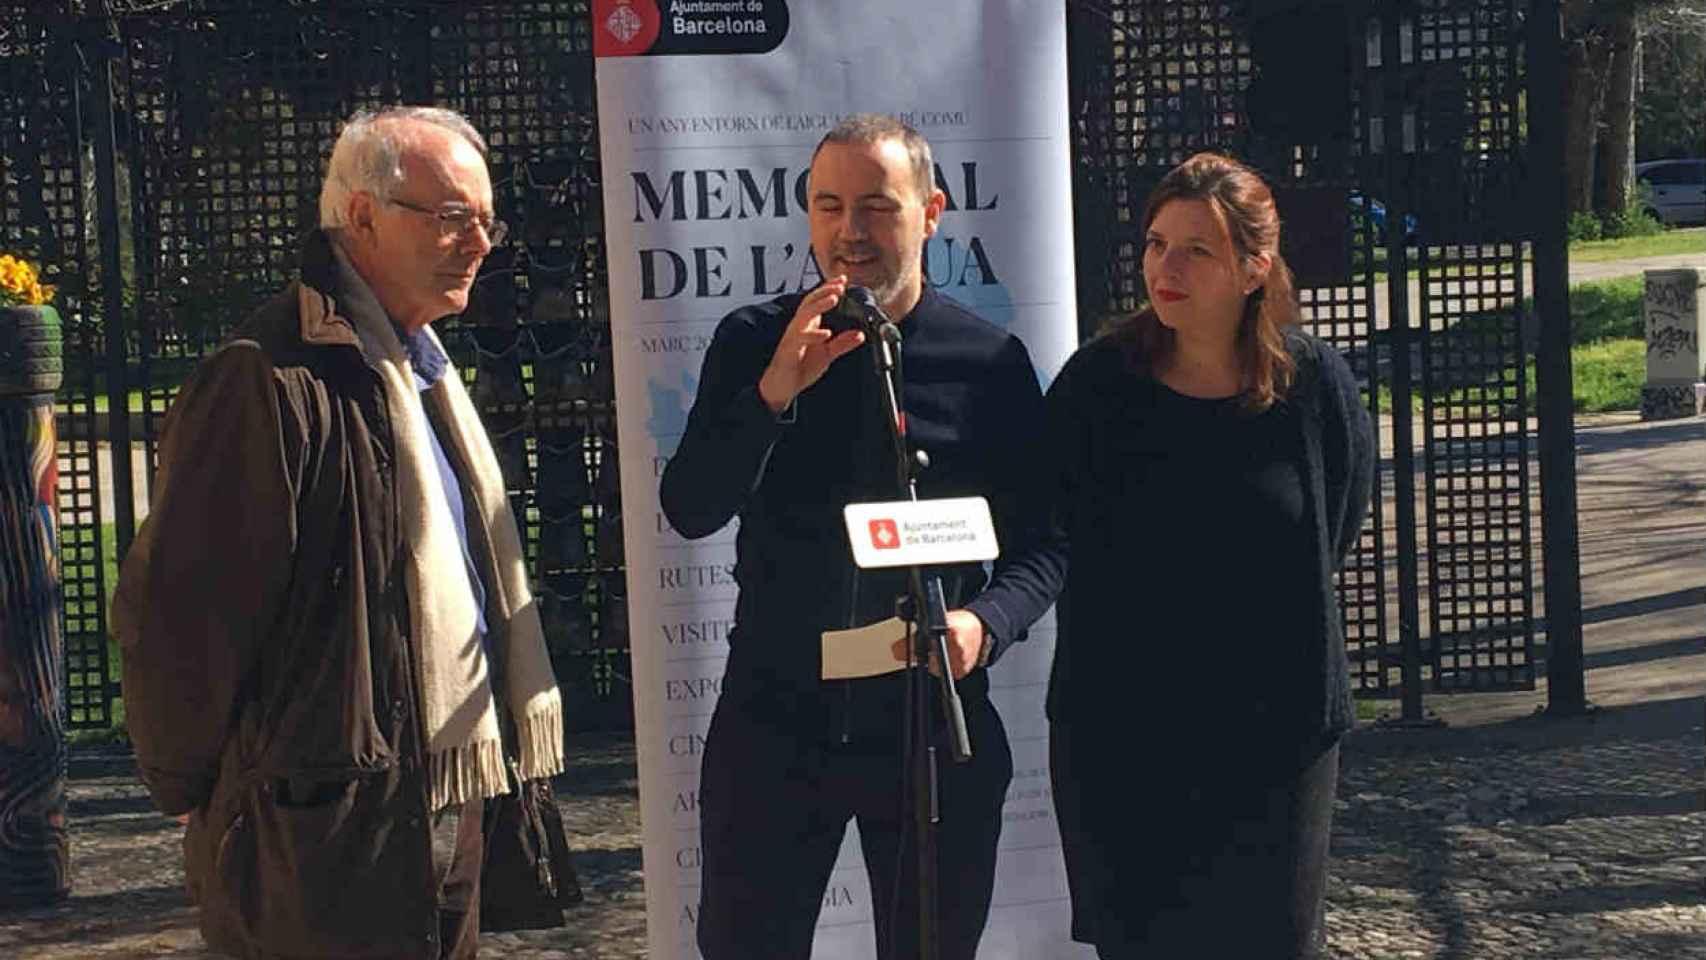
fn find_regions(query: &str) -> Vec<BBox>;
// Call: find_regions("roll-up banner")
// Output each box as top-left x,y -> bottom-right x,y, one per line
593,1 -> 1087,956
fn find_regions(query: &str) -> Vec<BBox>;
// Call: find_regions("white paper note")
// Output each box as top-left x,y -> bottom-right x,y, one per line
820,617 -> 910,680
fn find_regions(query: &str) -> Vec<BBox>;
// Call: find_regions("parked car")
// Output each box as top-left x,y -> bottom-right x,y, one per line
1349,191 -> 1420,241
1634,159 -> 1705,226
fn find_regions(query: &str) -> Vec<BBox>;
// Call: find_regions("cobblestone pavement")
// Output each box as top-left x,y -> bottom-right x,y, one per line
1324,696 -> 1706,960
4,696 -> 1702,960
0,735 -> 646,959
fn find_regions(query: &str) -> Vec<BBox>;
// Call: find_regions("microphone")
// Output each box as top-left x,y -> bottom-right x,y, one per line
820,285 -> 893,337
821,284 -> 903,382
843,286 -> 887,327
845,286 -> 902,351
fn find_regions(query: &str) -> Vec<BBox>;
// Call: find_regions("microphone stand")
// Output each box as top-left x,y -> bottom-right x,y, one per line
863,312 -> 971,960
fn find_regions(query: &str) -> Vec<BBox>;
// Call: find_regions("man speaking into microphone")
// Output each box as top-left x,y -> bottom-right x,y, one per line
660,113 -> 1065,959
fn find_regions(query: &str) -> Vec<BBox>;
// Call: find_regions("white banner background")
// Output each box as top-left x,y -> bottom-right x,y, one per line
594,3 -> 1090,956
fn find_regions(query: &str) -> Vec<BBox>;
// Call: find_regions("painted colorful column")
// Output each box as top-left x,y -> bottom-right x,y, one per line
0,302 -> 69,907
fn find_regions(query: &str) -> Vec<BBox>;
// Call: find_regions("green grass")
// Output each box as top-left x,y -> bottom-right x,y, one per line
1368,227 -> 1702,281
1569,226 -> 1705,263
1394,338 -> 1648,417
1549,339 -> 1646,413
57,388 -> 145,414
66,699 -> 128,748
101,522 -> 119,603
1371,251 -> 1537,283
1376,276 -> 1648,415
1565,275 -> 1645,340
1375,340 -> 1645,418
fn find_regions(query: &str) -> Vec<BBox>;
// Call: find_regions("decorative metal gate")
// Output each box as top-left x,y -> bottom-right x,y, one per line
0,0 -> 1572,735
1066,0 -> 1561,708
3,0 -> 633,732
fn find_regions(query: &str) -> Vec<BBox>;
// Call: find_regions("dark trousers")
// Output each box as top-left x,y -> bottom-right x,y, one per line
433,795 -> 486,960
696,694 -> 1014,960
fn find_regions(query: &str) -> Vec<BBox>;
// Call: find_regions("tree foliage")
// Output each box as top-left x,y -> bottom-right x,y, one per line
1562,0 -> 1703,217
1636,3 -> 1706,160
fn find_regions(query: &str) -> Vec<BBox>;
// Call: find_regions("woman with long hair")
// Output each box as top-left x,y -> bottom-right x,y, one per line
1045,152 -> 1375,958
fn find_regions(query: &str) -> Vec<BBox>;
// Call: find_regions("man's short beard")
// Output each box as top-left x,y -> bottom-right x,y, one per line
863,262 -> 921,314
865,275 -> 904,308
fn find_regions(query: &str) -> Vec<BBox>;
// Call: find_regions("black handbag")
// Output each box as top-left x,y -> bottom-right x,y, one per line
477,625 -> 584,932
478,756 -> 584,932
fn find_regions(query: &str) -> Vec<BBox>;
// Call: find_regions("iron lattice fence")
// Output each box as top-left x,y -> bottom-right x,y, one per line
1067,0 -> 1545,697
0,0 -> 1560,734
1404,0 -> 1538,690
4,0 -> 632,732
115,1 -> 631,730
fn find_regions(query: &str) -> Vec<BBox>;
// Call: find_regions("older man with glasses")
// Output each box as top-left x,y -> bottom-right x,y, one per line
114,106 -> 569,959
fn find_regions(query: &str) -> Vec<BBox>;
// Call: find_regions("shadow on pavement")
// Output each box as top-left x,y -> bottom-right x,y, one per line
1343,694 -> 1704,758
1583,587 -> 1706,625
1576,418 -> 1705,457
0,884 -> 195,949
1518,787 -> 1706,825
1501,880 -> 1705,917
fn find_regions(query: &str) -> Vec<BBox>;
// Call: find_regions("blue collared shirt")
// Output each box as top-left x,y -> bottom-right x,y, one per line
396,322 -> 490,641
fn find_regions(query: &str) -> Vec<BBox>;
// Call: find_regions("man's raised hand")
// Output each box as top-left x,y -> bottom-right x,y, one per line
757,276 -> 866,415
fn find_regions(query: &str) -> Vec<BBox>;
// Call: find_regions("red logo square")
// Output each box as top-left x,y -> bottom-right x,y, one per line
869,519 -> 900,550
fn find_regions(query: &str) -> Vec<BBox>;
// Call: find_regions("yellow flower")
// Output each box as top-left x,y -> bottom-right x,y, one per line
0,252 -> 53,306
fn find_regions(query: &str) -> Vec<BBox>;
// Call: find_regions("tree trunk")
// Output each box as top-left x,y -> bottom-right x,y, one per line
1596,10 -> 1641,217
1563,29 -> 1613,215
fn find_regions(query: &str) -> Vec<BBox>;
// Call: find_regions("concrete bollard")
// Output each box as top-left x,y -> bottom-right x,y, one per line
1640,268 -> 1705,420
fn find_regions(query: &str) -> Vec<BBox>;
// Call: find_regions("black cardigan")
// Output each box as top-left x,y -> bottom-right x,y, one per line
1042,330 -> 1376,757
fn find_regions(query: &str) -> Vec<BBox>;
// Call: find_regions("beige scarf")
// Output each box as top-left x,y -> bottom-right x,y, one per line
306,264 -> 564,811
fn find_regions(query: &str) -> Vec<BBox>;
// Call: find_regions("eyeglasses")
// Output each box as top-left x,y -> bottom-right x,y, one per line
387,197 -> 509,246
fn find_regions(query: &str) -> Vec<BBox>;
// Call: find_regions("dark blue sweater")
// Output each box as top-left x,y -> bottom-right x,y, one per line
1043,329 -> 1376,768
660,288 -> 1068,740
